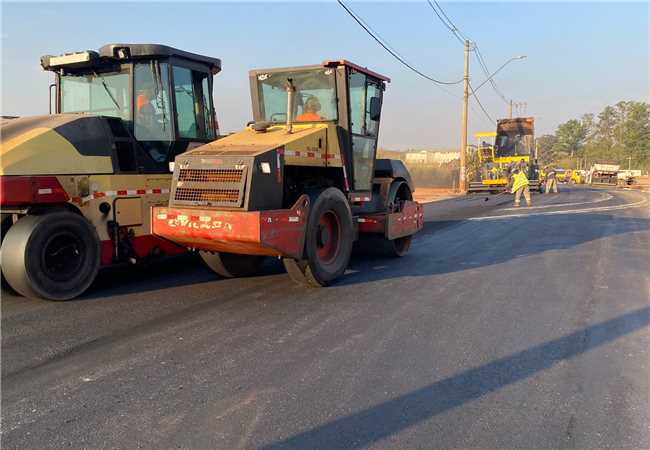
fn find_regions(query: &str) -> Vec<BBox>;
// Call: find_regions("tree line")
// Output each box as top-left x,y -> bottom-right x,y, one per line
537,101 -> 650,171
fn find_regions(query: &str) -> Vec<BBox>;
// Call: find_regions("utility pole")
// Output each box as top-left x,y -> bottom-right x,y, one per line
460,39 -> 470,193
509,99 -> 513,119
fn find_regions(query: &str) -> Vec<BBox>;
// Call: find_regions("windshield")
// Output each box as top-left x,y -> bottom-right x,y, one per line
495,133 -> 533,157
61,70 -> 130,120
256,68 -> 337,122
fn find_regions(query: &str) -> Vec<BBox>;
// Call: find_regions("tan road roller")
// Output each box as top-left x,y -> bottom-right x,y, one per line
1,43 -> 221,300
152,60 -> 424,286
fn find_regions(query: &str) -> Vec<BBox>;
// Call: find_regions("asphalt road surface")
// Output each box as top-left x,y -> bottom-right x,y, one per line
2,186 -> 649,449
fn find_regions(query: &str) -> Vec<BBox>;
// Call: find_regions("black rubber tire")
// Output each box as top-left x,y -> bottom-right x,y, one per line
293,187 -> 354,287
1,212 -> 101,301
381,234 -> 413,257
199,251 -> 265,278
1,215 -> 18,294
381,181 -> 414,257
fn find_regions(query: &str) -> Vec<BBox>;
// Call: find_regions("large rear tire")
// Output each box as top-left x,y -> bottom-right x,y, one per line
1,212 -> 101,301
199,251 -> 265,278
283,187 -> 353,287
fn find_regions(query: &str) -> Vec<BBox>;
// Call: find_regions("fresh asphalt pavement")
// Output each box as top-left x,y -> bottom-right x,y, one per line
2,185 -> 649,449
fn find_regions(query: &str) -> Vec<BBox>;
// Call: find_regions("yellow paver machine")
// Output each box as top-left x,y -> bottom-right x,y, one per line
469,117 -> 540,193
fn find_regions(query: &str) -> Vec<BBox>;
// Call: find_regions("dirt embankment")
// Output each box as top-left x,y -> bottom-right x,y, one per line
413,187 -> 461,203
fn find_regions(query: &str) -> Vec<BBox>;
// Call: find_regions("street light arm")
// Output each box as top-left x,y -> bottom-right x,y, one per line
472,55 -> 526,94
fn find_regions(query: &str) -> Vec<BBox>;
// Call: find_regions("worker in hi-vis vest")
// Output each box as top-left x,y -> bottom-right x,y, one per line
545,167 -> 559,194
510,166 -> 531,207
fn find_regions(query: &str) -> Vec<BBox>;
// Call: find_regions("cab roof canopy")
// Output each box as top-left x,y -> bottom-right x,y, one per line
322,59 -> 390,82
41,43 -> 221,74
249,59 -> 390,83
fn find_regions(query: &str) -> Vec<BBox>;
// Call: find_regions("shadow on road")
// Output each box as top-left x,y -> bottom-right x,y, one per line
76,211 -> 650,300
260,306 -> 650,450
343,213 -> 650,286
81,254 -> 286,301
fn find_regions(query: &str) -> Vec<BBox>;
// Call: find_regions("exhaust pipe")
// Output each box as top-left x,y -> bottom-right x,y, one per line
285,78 -> 295,134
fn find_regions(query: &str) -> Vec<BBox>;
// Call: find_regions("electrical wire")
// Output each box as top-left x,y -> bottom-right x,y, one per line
426,0 -> 466,45
427,0 -> 453,32
468,82 -> 495,123
434,0 -> 469,40
474,44 -> 510,105
425,1 -> 514,112
337,0 -> 495,127
337,0 -> 463,85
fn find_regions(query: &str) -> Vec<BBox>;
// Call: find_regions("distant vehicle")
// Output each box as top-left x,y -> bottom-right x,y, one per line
587,163 -> 620,186
567,169 -> 585,184
555,168 -> 569,183
617,169 -> 642,185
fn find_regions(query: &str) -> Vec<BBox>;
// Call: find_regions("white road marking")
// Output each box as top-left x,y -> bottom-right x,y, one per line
500,193 -> 612,212
468,197 -> 648,221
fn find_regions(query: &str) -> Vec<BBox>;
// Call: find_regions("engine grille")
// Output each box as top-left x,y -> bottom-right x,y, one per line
172,165 -> 247,208
178,168 -> 244,184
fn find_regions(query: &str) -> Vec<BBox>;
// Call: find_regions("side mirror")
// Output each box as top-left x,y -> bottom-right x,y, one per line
369,96 -> 382,121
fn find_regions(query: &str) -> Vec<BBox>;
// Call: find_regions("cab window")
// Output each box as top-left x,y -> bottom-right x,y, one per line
348,71 -> 383,191
349,73 -> 382,136
134,62 -> 172,143
256,68 -> 337,123
61,69 -> 130,119
172,66 -> 212,139
201,77 -> 215,139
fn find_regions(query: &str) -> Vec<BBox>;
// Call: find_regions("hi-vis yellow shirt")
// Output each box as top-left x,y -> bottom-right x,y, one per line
511,171 -> 529,193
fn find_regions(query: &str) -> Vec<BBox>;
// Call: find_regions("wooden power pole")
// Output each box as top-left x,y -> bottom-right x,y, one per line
460,39 -> 470,193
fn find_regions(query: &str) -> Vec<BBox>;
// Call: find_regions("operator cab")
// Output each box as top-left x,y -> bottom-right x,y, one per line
41,43 -> 221,172
249,60 -> 389,193
494,118 -> 535,158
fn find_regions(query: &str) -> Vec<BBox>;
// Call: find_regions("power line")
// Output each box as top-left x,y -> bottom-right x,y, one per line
434,0 -> 469,40
425,1 -> 513,112
473,44 -> 510,105
426,0 -> 463,44
426,0 -> 453,31
426,0 -> 467,44
337,0 -> 494,127
337,0 -> 463,85
468,82 -> 495,123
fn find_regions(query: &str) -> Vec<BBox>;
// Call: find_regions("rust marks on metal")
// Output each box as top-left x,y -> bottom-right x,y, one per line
386,201 -> 424,240
151,195 -> 310,259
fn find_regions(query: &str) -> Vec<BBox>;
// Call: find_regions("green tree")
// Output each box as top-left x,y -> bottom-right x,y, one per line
536,134 -> 558,165
596,106 -> 618,150
554,119 -> 587,157
620,102 -> 650,167
537,101 -> 649,171
580,113 -> 596,146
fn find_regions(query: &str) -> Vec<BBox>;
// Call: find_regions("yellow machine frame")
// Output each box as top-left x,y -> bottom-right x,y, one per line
471,124 -> 538,192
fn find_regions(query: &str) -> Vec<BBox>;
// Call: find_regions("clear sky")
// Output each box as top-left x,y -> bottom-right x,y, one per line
1,1 -> 648,150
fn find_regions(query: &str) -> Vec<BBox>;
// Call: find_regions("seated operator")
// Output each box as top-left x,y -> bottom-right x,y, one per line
295,95 -> 323,121
135,87 -> 160,140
